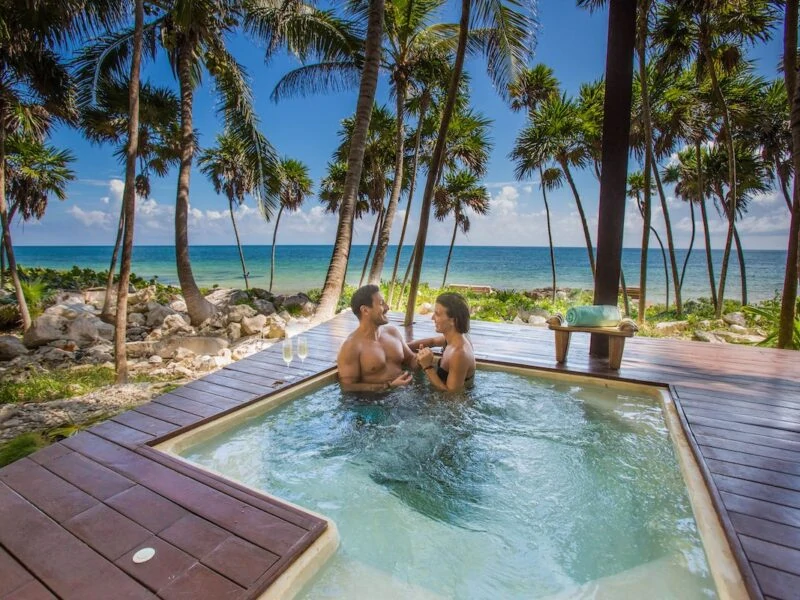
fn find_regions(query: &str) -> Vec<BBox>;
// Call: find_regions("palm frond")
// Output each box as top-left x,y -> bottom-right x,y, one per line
271,61 -> 362,102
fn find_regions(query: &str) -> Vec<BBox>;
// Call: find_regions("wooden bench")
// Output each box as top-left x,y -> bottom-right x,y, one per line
547,317 -> 637,370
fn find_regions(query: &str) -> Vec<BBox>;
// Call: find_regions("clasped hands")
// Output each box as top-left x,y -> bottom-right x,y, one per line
417,347 -> 435,370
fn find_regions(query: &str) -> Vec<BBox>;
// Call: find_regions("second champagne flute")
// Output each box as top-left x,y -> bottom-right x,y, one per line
297,335 -> 308,363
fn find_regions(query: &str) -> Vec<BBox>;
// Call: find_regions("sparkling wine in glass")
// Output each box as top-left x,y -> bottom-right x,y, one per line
297,336 -> 308,363
282,338 -> 293,368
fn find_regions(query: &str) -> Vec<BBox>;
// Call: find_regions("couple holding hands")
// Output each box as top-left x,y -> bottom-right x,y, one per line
337,285 -> 475,394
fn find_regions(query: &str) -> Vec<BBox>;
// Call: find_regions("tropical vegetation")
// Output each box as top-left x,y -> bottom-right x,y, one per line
0,0 -> 798,383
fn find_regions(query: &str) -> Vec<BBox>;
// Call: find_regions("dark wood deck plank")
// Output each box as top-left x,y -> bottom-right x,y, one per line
152,393 -> 225,418
0,482 -> 154,600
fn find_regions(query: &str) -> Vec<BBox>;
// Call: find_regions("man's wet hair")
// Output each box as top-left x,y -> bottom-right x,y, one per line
437,293 -> 470,333
351,284 -> 380,318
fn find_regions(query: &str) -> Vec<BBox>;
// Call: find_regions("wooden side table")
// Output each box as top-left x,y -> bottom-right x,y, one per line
547,323 -> 636,370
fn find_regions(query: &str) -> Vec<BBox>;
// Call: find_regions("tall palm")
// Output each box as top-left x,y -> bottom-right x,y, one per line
113,0 -> 144,383
779,0 -> 799,349
404,0 -> 536,325
76,0 -> 350,323
653,0 -> 778,316
752,80 -> 792,211
628,170 -> 669,310
80,78 -> 181,319
433,170 -> 489,287
507,64 -> 559,301
510,92 -> 596,277
271,157 -> 312,293
0,10 -> 77,330
316,0 -> 385,320
198,132 -> 258,291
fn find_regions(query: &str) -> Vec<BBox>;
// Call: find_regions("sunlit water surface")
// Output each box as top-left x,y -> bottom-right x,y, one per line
180,370 -> 717,599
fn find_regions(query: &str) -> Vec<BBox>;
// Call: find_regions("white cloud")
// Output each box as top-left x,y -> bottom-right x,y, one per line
492,185 -> 520,216
109,179 -> 124,202
100,196 -> 110,205
205,210 -> 227,221
68,205 -> 110,227
750,190 -> 780,205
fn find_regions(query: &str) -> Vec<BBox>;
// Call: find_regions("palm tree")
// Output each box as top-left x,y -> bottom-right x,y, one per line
404,0 -> 536,325
628,171 -> 669,311
80,78 -> 181,319
653,0 -> 778,317
433,169 -> 489,288
114,0 -> 143,384
507,64 -> 560,301
316,0 -> 385,320
76,0 -> 352,324
754,80 -> 793,212
198,132 -> 258,291
0,9 -> 77,330
271,157 -> 312,293
510,93 -> 596,277
779,0 -> 799,349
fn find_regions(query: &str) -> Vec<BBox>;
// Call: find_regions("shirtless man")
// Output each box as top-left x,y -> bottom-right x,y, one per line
337,285 -> 417,392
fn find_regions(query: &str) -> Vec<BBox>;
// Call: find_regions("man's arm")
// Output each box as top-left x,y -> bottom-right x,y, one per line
386,326 -> 419,370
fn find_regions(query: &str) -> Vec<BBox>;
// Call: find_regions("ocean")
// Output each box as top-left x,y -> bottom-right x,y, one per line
13,245 -> 790,304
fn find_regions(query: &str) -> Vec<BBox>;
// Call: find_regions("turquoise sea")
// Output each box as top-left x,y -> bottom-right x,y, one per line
13,245 -> 790,303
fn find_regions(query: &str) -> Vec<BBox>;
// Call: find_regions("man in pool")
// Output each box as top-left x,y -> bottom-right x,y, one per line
337,284 -> 417,392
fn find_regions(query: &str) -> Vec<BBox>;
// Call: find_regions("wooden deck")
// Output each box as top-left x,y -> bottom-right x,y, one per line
0,311 -> 798,599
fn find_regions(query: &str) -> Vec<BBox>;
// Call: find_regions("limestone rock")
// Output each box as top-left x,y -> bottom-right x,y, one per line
148,355 -> 163,364
418,303 -> 433,315
126,341 -> 157,358
205,288 -> 249,308
253,299 -> 276,316
68,313 -> 114,344
713,330 -> 764,345
228,304 -> 256,323
265,314 -> 287,339
241,314 -> 268,335
0,335 -> 28,360
146,305 -> 176,327
23,314 -> 69,348
279,293 -> 316,317
528,315 -> 547,326
169,299 -> 187,313
156,336 -> 229,359
655,321 -> 689,335
723,312 -> 746,327
227,322 -> 241,341
129,286 -> 156,307
45,302 -> 97,319
729,324 -> 749,334
83,288 -> 110,308
128,312 -> 146,326
693,330 -> 726,344
161,313 -> 193,334
512,316 -> 525,325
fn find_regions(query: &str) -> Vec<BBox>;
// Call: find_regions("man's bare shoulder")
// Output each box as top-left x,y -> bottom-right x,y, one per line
337,334 -> 361,359
380,324 -> 403,339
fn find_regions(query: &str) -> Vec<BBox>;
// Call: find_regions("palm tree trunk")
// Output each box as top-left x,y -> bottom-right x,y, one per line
620,269 -> 631,316
680,199 -> 697,292
114,0 -> 143,384
779,0 -> 799,348
636,11 -> 653,324
269,205 -> 284,293
539,166 -> 557,303
404,0 -> 470,325
388,90 -> 429,305
778,161 -> 792,211
176,42 -> 214,325
229,197 -> 249,291
360,206 -> 382,287
650,225 -> 669,309
101,202 -> 125,320
0,115 -> 31,330
316,0 -> 385,320
733,223 -> 747,305
560,160 -> 596,277
442,218 -> 458,288
1,230 -> 6,288
700,28 -> 737,318
699,196 -> 718,307
397,244 -> 416,309
652,156 -> 682,315
369,79 -> 407,285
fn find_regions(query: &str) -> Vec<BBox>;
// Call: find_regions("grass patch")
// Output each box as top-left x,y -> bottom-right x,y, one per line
0,432 -> 48,467
0,366 -> 116,405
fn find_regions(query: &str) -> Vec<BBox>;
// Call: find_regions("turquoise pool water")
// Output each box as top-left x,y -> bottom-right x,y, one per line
179,370 -> 717,599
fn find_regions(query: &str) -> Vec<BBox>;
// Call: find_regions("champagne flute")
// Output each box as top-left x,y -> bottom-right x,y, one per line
282,338 -> 293,370
297,336 -> 308,363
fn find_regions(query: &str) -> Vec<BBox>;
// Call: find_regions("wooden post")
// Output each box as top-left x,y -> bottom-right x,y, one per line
554,330 -> 571,363
591,0 -> 637,357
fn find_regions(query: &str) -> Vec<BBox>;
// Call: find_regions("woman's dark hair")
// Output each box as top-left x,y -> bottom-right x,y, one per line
436,293 -> 470,333
351,284 -> 380,318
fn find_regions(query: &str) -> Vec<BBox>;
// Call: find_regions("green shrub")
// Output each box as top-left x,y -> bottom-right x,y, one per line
744,300 -> 800,349
0,432 -> 48,467
0,366 -> 117,405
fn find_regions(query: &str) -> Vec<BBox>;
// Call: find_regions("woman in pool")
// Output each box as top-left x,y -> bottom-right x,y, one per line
411,293 -> 476,392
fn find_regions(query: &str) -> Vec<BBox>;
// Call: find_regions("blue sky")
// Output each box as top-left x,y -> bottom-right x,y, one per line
13,0 -> 789,250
